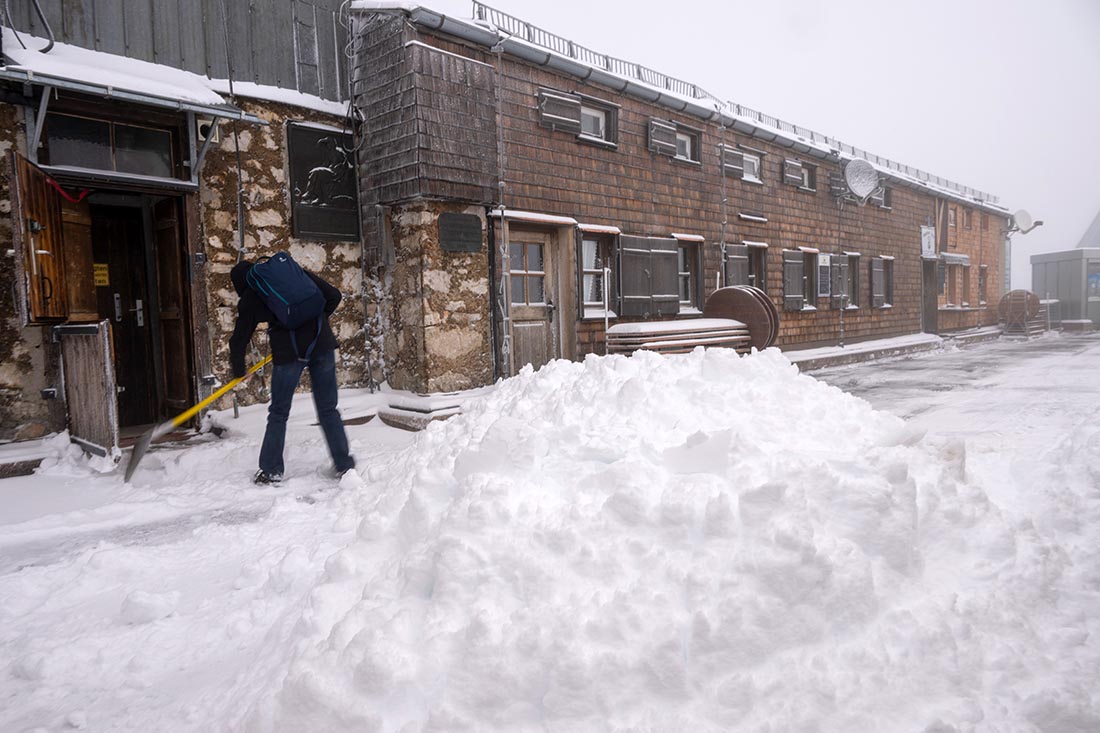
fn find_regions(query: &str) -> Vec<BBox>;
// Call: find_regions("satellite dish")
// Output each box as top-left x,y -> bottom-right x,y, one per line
843,158 -> 879,199
1014,209 -> 1033,231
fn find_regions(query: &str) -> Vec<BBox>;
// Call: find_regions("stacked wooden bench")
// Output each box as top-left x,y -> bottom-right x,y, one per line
606,318 -> 752,355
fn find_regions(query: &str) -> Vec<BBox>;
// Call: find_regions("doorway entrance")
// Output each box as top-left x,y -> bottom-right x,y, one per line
87,193 -> 194,430
922,259 -> 939,334
508,229 -> 560,372
12,153 -> 196,453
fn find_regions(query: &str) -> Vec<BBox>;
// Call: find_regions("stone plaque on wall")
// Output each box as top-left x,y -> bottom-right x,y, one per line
439,213 -> 482,253
288,123 -> 360,241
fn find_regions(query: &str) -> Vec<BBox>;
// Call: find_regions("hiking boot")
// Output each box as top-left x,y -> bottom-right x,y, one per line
253,469 -> 283,485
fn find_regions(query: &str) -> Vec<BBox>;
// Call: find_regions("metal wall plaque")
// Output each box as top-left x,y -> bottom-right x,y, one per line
439,213 -> 482,253
288,123 -> 360,241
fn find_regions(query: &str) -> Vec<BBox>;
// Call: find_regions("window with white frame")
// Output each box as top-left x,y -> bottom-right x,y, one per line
675,131 -> 696,162
949,207 -> 957,227
742,152 -> 762,183
580,105 -> 607,140
800,164 -> 817,190
677,242 -> 700,310
817,254 -> 832,299
979,265 -> 988,304
579,235 -> 615,318
847,254 -> 860,307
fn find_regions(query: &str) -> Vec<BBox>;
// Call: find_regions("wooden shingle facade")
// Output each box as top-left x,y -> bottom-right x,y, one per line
349,3 -> 1011,392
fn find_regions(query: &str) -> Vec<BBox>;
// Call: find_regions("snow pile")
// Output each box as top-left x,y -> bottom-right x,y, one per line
227,347 -> 1097,731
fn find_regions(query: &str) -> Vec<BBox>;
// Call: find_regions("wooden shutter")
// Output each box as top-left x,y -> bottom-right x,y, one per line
871,258 -> 885,307
720,146 -> 744,176
648,118 -> 678,157
651,239 -> 680,315
60,199 -> 98,322
11,153 -> 68,323
726,243 -> 749,286
783,250 -> 804,311
828,172 -> 848,197
831,255 -> 849,307
537,89 -> 582,133
618,235 -> 653,317
783,159 -> 804,186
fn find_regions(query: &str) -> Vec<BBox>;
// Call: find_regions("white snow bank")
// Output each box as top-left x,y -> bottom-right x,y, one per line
233,347 -> 1098,731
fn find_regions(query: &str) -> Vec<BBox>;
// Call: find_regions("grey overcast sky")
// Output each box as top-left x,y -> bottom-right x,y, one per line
421,0 -> 1100,287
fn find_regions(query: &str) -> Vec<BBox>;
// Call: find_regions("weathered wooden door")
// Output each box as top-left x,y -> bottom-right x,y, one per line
922,259 -> 939,334
57,321 -> 120,457
152,198 -> 193,415
508,230 -> 558,371
10,153 -> 67,323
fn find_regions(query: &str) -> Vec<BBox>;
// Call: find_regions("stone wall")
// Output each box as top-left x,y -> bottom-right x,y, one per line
382,202 -> 493,393
0,103 -> 61,441
199,99 -> 374,404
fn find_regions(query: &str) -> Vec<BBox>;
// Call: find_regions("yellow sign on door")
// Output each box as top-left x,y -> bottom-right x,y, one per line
93,263 -> 110,287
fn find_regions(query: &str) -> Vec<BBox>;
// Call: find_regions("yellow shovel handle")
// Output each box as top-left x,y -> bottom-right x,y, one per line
169,354 -> 273,429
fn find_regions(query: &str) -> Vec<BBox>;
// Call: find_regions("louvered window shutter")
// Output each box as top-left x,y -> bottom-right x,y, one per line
537,90 -> 583,133
651,239 -> 681,315
783,159 -> 804,186
831,256 -> 849,306
726,244 -> 750,286
648,119 -> 678,157
618,235 -> 653,317
871,258 -> 885,307
721,146 -> 744,177
783,251 -> 805,311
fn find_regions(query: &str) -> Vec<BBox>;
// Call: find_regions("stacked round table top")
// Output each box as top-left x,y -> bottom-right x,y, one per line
702,286 -> 779,350
998,289 -> 1040,323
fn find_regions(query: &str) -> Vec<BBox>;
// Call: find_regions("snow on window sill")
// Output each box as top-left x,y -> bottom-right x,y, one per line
679,306 -> 702,315
742,175 -> 764,185
673,156 -> 702,166
800,305 -> 818,312
844,305 -> 860,311
583,308 -> 618,320
877,304 -> 893,309
798,186 -> 817,193
577,134 -> 617,150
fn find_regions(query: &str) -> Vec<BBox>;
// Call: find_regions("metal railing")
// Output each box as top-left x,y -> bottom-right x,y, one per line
472,1 -> 998,205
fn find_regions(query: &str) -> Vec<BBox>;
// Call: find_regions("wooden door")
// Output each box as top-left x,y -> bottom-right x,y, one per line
92,204 -> 157,427
57,321 -> 120,457
922,259 -> 939,334
152,198 -> 192,415
508,230 -> 558,372
10,153 -> 67,322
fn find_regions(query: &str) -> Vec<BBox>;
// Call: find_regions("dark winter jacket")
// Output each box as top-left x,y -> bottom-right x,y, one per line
228,260 -> 341,377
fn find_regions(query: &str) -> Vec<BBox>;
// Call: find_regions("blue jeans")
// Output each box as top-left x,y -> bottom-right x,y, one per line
258,349 -> 354,476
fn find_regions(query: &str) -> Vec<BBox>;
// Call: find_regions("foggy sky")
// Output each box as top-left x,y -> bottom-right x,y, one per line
423,0 -> 1100,287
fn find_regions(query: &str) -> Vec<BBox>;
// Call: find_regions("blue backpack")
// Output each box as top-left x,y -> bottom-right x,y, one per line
246,252 -> 327,361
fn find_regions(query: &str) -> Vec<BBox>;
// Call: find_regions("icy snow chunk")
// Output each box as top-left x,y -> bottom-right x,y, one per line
119,590 -> 180,625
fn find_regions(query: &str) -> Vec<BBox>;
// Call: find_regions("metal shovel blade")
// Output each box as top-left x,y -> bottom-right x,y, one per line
124,421 -> 172,483
123,428 -> 157,483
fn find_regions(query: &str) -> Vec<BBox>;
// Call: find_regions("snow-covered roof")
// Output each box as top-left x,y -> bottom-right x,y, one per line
1,27 -> 347,119
351,3 -> 1010,215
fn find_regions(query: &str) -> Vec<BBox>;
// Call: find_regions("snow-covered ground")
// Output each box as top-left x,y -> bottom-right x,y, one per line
2,335 -> 1098,732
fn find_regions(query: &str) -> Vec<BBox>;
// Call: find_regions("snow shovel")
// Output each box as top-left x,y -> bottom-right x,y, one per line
123,355 -> 273,482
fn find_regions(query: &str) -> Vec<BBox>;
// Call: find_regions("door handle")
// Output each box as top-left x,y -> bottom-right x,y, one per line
114,293 -> 123,322
546,297 -> 555,322
129,298 -> 145,327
